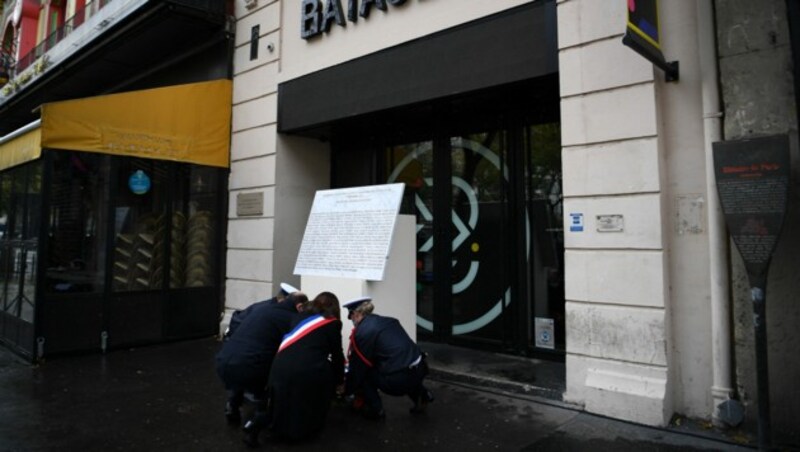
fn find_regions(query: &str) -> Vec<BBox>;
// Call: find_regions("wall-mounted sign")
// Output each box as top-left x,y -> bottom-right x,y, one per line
596,214 -> 624,232
128,170 -> 151,195
535,317 -> 555,349
301,0 -> 410,40
236,192 -> 264,217
569,213 -> 584,232
622,0 -> 679,81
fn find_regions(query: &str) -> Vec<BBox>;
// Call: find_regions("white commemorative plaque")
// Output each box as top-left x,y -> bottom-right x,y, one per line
294,183 -> 405,281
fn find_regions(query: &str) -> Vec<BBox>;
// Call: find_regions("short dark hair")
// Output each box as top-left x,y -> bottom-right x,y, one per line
287,292 -> 308,308
308,291 -> 341,320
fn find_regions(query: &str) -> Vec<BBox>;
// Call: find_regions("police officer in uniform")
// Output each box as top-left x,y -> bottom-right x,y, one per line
343,297 -> 434,419
215,286 -> 305,444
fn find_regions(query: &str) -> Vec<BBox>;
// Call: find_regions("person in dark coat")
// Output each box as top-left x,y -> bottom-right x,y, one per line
223,282 -> 298,339
343,297 -> 434,419
265,292 -> 344,443
215,290 -> 306,441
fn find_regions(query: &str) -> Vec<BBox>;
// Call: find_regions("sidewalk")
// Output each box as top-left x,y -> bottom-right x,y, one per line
0,337 -> 757,451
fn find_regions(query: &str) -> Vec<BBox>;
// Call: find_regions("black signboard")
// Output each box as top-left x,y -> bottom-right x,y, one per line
712,134 -> 790,450
622,0 -> 679,81
713,135 -> 790,288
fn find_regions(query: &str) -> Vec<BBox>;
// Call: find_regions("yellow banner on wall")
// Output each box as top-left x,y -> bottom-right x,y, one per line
41,79 -> 232,168
0,128 -> 42,172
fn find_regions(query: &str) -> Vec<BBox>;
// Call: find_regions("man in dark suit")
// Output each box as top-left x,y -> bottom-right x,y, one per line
343,297 -> 434,419
215,286 -> 305,437
223,282 -> 298,339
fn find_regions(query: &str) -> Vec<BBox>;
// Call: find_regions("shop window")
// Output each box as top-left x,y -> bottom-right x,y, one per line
45,152 -> 109,294
112,159 -> 167,292
169,165 -> 219,289
0,162 -> 42,322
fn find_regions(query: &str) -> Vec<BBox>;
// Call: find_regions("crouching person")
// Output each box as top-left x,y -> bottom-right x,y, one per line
266,292 -> 344,442
343,297 -> 434,419
215,291 -> 306,446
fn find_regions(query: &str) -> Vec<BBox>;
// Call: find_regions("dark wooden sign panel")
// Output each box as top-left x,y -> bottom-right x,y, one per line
713,135 -> 790,287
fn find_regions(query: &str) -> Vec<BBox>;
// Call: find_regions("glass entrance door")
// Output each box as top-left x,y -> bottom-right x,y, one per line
386,131 -> 517,347
383,121 -> 564,353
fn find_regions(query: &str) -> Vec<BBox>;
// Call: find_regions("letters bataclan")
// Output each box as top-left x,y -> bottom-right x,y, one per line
301,0 -> 409,39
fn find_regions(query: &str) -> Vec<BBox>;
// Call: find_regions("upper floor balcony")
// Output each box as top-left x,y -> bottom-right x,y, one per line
0,0 -> 231,136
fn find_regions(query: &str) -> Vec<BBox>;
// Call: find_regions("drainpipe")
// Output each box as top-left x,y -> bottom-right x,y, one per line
697,0 -> 734,426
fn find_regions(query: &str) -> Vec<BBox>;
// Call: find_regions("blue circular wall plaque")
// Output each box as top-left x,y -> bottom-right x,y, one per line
129,170 -> 151,195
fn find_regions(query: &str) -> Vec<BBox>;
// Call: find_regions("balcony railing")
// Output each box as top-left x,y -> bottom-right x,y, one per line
16,0 -> 113,73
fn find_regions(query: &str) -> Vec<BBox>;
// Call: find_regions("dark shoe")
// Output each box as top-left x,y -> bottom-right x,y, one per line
242,429 -> 259,448
361,407 -> 386,420
410,389 -> 435,414
225,402 -> 241,425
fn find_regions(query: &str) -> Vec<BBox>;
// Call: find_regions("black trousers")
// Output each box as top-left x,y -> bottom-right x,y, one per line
362,359 -> 429,412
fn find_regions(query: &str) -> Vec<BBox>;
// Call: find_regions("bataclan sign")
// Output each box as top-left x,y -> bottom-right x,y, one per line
301,0 -> 409,39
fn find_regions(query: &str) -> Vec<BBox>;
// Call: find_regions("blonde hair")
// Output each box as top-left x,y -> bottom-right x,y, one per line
354,301 -> 374,316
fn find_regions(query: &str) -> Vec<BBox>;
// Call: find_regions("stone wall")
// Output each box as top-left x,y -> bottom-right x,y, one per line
716,0 -> 800,445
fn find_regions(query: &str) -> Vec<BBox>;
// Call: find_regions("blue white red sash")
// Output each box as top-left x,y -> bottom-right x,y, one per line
278,314 -> 336,353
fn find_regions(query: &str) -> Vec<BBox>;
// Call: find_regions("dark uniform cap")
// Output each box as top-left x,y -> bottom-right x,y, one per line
343,297 -> 372,319
279,282 -> 299,295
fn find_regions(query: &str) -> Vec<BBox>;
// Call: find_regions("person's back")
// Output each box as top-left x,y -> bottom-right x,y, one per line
357,314 -> 421,375
343,298 -> 433,419
215,292 -> 307,445
217,300 -> 297,371
266,292 -> 344,443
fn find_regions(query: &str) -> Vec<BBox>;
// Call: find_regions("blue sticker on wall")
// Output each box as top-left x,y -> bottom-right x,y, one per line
569,213 -> 584,232
129,170 -> 151,195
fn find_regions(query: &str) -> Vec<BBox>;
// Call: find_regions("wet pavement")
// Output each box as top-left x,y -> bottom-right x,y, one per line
0,337 -> 758,451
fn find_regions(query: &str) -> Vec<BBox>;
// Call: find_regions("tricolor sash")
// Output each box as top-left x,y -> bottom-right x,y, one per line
278,314 -> 336,353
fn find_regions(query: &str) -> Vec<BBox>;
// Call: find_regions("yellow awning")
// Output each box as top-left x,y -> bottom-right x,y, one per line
0,127 -> 42,172
41,79 -> 232,168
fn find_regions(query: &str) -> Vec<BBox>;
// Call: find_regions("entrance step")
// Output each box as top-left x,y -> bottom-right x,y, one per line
420,341 -> 566,402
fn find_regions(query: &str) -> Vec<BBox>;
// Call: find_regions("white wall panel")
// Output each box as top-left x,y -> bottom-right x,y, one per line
232,94 -> 277,132
230,155 -> 275,190
559,37 -> 653,97
565,354 -> 671,426
225,279 -> 272,311
562,138 -> 660,197
557,0 -> 625,50
561,83 -> 658,147
233,62 -> 278,104
231,124 -> 277,161
565,250 -> 666,307
226,249 -> 273,280
566,302 -> 667,366
227,218 -> 274,249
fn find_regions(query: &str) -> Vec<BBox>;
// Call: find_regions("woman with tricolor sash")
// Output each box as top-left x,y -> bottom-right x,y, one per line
265,291 -> 344,442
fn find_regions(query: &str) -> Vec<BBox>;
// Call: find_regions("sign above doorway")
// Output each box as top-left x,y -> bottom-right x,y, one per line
301,0 -> 411,40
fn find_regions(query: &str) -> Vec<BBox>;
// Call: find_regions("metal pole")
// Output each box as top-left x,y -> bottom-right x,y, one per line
751,285 -> 771,450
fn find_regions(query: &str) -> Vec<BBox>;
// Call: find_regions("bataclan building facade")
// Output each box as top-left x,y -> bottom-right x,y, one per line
229,0 -> 799,446
0,1 -> 233,359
